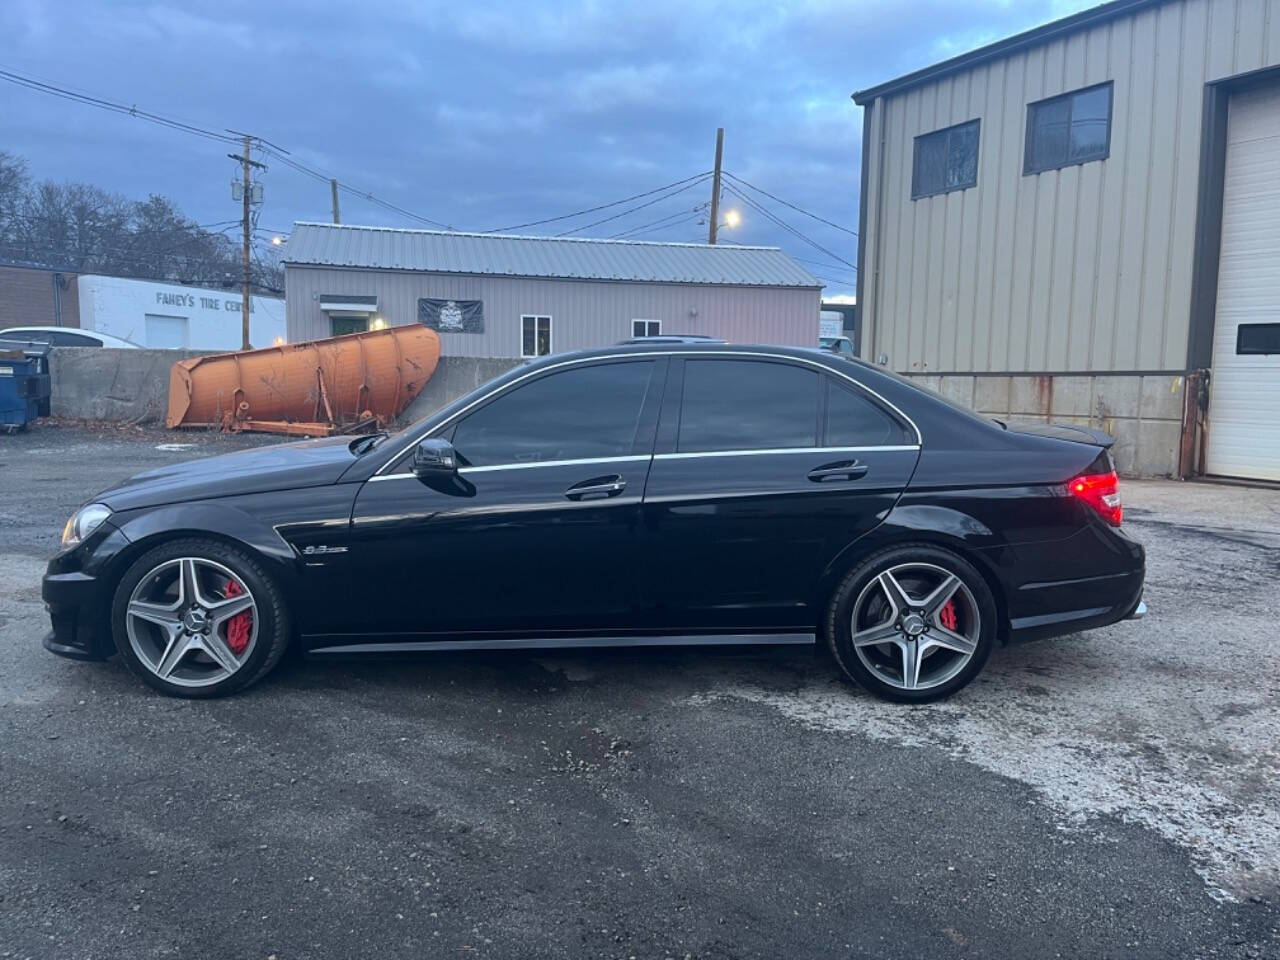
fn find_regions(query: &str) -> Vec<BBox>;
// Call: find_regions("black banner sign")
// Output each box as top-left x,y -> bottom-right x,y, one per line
419,298 -> 484,333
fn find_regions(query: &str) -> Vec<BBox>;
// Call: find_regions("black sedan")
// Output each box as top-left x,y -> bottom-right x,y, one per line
43,343 -> 1145,702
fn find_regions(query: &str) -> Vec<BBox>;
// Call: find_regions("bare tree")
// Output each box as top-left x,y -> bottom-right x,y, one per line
0,152 -> 30,249
0,153 -> 283,294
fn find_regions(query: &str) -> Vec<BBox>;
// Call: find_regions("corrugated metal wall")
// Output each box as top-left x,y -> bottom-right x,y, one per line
860,0 -> 1280,374
285,267 -> 821,356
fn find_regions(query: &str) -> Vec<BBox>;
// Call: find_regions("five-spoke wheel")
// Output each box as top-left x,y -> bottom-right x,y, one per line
125,557 -> 258,688
826,545 -> 995,702
111,539 -> 291,697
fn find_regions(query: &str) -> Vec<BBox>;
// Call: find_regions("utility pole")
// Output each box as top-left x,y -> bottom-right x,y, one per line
228,135 -> 267,350
708,127 -> 724,245
330,178 -> 341,224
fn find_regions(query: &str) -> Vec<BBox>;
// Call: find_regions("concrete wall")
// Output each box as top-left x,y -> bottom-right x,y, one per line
285,265 -> 822,357
858,0 -> 1280,375
400,356 -> 523,423
47,347 -> 205,423
45,348 -> 523,427
903,371 -> 1185,476
44,348 -> 1182,476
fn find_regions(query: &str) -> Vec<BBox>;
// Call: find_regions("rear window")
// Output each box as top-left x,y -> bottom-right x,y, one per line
824,379 -> 912,447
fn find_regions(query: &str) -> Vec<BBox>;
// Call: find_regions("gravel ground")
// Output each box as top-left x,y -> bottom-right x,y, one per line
1,422 -> 1278,960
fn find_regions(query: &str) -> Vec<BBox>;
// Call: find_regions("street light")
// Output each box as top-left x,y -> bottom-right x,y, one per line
723,209 -> 741,229
270,235 -> 284,246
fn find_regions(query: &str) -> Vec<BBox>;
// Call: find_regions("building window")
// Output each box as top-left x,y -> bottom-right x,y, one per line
1024,82 -> 1113,174
521,315 -> 552,357
330,315 -> 369,337
1237,323 -> 1280,356
911,119 -> 980,199
632,319 -> 661,338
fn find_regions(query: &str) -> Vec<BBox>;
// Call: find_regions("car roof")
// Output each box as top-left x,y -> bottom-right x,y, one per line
0,326 -> 139,347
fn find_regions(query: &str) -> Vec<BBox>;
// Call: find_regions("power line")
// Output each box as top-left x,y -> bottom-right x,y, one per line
0,65 -> 453,230
555,175 -> 713,237
487,172 -> 711,234
609,203 -> 709,239
722,182 -> 857,270
0,68 -> 238,144
723,171 -> 858,238
788,253 -> 858,278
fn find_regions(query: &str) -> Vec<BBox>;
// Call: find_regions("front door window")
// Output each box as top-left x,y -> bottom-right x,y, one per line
450,360 -> 657,466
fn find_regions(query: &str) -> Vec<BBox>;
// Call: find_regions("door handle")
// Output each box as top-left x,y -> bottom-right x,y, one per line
807,460 -> 868,483
565,475 -> 627,501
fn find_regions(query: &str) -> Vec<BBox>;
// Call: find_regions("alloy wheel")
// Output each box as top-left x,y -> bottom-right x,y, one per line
850,561 -> 980,692
125,557 -> 258,688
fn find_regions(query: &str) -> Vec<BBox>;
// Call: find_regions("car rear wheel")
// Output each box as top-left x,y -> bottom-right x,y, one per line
825,544 -> 996,703
110,538 -> 291,698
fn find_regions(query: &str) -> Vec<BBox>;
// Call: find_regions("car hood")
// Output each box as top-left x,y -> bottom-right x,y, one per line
98,436 -> 359,511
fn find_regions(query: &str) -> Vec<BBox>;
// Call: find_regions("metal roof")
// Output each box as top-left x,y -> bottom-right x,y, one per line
852,0 -> 1165,105
282,222 -> 821,288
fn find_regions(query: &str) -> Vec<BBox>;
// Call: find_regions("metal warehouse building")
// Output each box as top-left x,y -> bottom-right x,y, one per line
854,0 -> 1280,479
282,222 -> 821,358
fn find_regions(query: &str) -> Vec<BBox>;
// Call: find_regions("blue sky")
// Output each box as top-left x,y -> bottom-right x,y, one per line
3,0 -> 1095,295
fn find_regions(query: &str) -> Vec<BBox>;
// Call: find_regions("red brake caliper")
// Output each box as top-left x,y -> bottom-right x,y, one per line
939,598 -> 958,631
223,579 -> 253,655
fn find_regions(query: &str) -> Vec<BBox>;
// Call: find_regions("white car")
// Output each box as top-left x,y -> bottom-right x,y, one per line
0,326 -> 141,348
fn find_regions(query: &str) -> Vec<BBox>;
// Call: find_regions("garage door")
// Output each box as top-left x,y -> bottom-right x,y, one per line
1205,84 -> 1280,481
144,314 -> 189,349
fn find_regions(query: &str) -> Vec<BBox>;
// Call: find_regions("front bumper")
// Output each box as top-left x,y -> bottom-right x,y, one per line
41,525 -> 129,661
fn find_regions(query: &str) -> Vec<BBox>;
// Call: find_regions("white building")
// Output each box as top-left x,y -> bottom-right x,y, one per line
77,275 -> 285,351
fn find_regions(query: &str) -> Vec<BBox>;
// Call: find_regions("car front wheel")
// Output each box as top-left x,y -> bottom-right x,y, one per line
825,544 -> 996,703
110,538 -> 291,698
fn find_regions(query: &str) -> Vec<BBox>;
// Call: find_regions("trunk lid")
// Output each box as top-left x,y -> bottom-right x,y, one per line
1007,422 -> 1115,448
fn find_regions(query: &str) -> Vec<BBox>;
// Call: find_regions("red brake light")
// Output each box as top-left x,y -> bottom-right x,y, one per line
1069,470 -> 1122,527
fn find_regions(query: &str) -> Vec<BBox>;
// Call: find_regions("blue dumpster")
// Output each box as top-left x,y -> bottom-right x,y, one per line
0,340 -> 52,433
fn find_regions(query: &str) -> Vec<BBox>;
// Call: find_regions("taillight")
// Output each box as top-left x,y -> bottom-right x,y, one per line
1069,470 -> 1122,527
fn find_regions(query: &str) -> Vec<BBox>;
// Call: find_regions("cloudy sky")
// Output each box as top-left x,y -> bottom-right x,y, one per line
3,0 -> 1095,295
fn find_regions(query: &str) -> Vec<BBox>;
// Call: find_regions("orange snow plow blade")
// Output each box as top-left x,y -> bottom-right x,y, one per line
166,325 -> 441,436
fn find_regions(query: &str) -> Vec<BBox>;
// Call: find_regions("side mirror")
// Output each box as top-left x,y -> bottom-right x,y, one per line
413,437 -> 458,479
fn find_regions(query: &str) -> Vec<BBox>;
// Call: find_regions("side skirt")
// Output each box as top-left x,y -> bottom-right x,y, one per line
305,633 -> 816,657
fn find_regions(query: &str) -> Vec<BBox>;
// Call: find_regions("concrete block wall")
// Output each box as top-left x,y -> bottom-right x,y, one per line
400,357 -> 523,423
48,347 -> 206,423
905,373 -> 1186,477
45,348 -> 524,428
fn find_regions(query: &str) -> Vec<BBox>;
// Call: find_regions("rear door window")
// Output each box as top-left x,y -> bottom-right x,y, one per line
824,378 -> 912,447
450,360 -> 657,467
677,359 -> 820,453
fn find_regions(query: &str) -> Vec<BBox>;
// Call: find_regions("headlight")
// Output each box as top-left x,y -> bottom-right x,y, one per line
61,503 -> 112,548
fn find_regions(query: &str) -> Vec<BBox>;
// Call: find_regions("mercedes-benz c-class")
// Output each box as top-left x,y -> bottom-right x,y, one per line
44,342 -> 1145,702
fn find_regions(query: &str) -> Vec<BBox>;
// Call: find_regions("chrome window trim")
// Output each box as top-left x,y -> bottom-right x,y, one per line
654,445 -> 920,460
370,446 -> 920,482
369,454 -> 651,481
375,350 -> 924,476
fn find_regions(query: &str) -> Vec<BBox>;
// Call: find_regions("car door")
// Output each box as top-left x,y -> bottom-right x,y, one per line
343,357 -> 665,639
640,355 -> 920,632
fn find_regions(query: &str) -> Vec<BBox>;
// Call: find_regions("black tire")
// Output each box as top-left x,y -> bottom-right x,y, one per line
824,543 -> 996,703
110,537 -> 292,698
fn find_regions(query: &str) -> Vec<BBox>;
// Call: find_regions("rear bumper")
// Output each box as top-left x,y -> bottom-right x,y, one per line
999,524 -> 1146,645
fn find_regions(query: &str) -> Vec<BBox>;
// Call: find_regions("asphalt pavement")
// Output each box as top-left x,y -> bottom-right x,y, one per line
1,423 -> 1277,959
